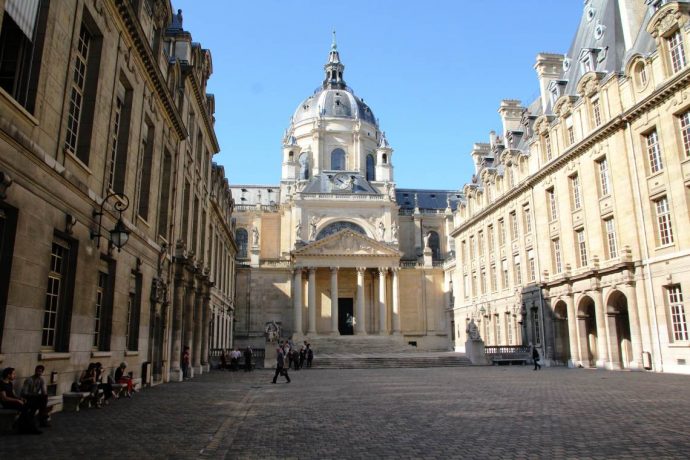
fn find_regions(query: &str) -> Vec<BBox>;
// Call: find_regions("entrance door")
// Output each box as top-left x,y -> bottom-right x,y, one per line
338,298 -> 354,335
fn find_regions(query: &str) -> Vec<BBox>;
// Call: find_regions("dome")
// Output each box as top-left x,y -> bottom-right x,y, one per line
292,87 -> 378,126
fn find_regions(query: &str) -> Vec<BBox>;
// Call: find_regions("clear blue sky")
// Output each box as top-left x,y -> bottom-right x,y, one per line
173,1 -> 583,190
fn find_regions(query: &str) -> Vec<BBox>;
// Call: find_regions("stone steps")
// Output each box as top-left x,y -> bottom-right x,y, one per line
310,353 -> 472,369
303,335 -> 421,354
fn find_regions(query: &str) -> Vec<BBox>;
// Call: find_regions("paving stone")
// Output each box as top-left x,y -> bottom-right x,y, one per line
1,367 -> 689,459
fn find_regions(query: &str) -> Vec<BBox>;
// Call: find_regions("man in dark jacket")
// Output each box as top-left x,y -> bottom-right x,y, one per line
272,347 -> 291,384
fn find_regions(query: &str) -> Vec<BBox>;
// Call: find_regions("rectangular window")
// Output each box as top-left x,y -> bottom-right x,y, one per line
157,150 -> 172,239
93,271 -> 107,348
528,249 -> 536,282
112,77 -> 133,193
567,126 -> 575,145
137,121 -> 155,220
510,211 -> 518,240
552,238 -> 563,274
480,268 -> 486,294
646,129 -> 663,174
668,30 -> 687,73
461,240 -> 467,264
680,111 -> 690,158
523,206 -> 532,234
597,158 -> 611,196
605,218 -> 618,259
126,271 -> 141,351
513,255 -> 522,285
655,197 -> 674,246
501,259 -> 508,289
0,1 -> 41,111
576,229 -> 588,267
507,314 -> 513,345
463,274 -> 469,299
668,285 -> 689,341
471,272 -> 477,296
42,235 -> 77,351
490,264 -> 497,292
498,219 -> 505,246
495,315 -> 501,345
547,187 -> 558,221
570,174 -> 582,210
592,98 -> 602,127
106,93 -> 123,190
469,236 -> 475,259
487,225 -> 494,253
477,231 -> 484,257
64,25 -> 91,156
544,135 -> 552,161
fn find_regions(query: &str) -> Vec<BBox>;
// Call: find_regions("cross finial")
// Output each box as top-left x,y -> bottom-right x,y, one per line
331,30 -> 337,50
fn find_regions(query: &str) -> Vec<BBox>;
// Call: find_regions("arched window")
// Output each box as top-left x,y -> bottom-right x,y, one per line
316,221 -> 366,240
331,148 -> 346,170
428,231 -> 441,260
366,154 -> 375,181
299,153 -> 310,180
382,153 -> 388,164
288,151 -> 294,161
236,228 -> 248,258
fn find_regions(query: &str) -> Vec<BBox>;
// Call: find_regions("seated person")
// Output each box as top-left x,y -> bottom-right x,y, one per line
1,367 -> 41,434
230,348 -> 241,371
95,362 -> 116,402
114,362 -> 135,397
20,365 -> 51,427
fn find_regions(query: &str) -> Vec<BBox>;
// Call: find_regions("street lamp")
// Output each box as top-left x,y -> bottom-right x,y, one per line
91,192 -> 131,251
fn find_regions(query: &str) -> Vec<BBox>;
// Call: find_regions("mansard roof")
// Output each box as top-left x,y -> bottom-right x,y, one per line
396,189 -> 462,212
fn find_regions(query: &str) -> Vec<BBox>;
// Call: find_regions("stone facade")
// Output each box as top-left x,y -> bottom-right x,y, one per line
230,37 -> 454,351
0,0 -> 236,394
450,0 -> 690,374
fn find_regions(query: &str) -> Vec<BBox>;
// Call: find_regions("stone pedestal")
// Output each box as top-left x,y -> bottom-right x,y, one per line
423,247 -> 433,267
169,368 -> 184,382
265,345 -> 278,368
465,338 -> 489,365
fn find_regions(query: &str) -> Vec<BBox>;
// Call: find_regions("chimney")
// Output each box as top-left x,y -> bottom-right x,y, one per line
618,0 -> 648,51
534,53 -> 564,114
498,100 -> 525,139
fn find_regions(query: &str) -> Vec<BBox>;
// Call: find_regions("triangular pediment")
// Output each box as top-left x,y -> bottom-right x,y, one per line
294,229 -> 401,258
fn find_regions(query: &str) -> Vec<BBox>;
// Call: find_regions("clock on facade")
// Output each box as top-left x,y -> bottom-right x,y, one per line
332,173 -> 353,190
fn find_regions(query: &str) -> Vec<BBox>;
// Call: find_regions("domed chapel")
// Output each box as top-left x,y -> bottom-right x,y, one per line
230,34 -> 458,351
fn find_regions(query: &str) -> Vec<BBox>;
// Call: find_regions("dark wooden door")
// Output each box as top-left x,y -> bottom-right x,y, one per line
338,298 -> 354,335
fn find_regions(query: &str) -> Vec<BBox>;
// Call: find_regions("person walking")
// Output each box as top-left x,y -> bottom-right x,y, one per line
306,344 -> 314,368
272,347 -> 291,384
532,345 -> 541,371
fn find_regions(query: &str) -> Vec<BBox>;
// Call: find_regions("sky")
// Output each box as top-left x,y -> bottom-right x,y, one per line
173,0 -> 583,190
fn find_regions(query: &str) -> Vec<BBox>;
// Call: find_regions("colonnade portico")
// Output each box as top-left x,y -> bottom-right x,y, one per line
291,229 -> 402,338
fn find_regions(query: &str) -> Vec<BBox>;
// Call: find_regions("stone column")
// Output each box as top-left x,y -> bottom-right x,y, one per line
355,267 -> 366,335
391,268 -> 401,335
293,269 -> 303,336
330,267 -> 339,335
592,289 -> 609,368
193,278 -> 203,374
201,282 -> 211,372
307,268 -> 317,335
564,294 -> 581,366
171,266 -> 185,381
624,283 -> 643,369
378,268 -> 388,335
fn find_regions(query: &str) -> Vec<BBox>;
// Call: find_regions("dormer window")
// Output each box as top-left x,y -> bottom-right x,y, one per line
581,54 -> 593,73
668,30 -> 687,73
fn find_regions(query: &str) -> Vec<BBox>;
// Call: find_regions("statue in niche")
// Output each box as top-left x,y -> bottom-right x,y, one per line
423,232 -> 431,249
378,221 -> 385,240
391,224 -> 399,241
264,321 -> 281,343
295,222 -> 302,240
252,227 -> 260,246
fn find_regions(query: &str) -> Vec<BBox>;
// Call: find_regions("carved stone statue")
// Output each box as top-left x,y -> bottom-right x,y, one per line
378,221 -> 385,240
423,232 -> 431,249
295,222 -> 302,240
252,227 -> 259,246
264,321 -> 281,343
466,319 -> 481,340
309,216 -> 318,240
392,224 -> 399,241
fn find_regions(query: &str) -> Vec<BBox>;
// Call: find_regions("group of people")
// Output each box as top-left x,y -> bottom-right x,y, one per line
78,361 -> 136,406
218,346 -> 254,372
0,366 -> 53,434
272,341 -> 313,384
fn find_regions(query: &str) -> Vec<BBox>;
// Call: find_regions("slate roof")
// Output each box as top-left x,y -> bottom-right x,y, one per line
396,188 -> 463,212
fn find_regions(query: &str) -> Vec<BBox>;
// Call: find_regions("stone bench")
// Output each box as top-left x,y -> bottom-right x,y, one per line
62,389 -> 104,412
0,396 -> 61,431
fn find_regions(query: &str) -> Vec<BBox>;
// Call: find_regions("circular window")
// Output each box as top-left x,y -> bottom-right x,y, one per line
595,23 -> 606,39
586,7 -> 596,22
563,58 -> 571,72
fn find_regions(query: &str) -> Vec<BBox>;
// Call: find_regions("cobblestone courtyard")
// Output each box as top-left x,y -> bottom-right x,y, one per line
3,366 -> 690,459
